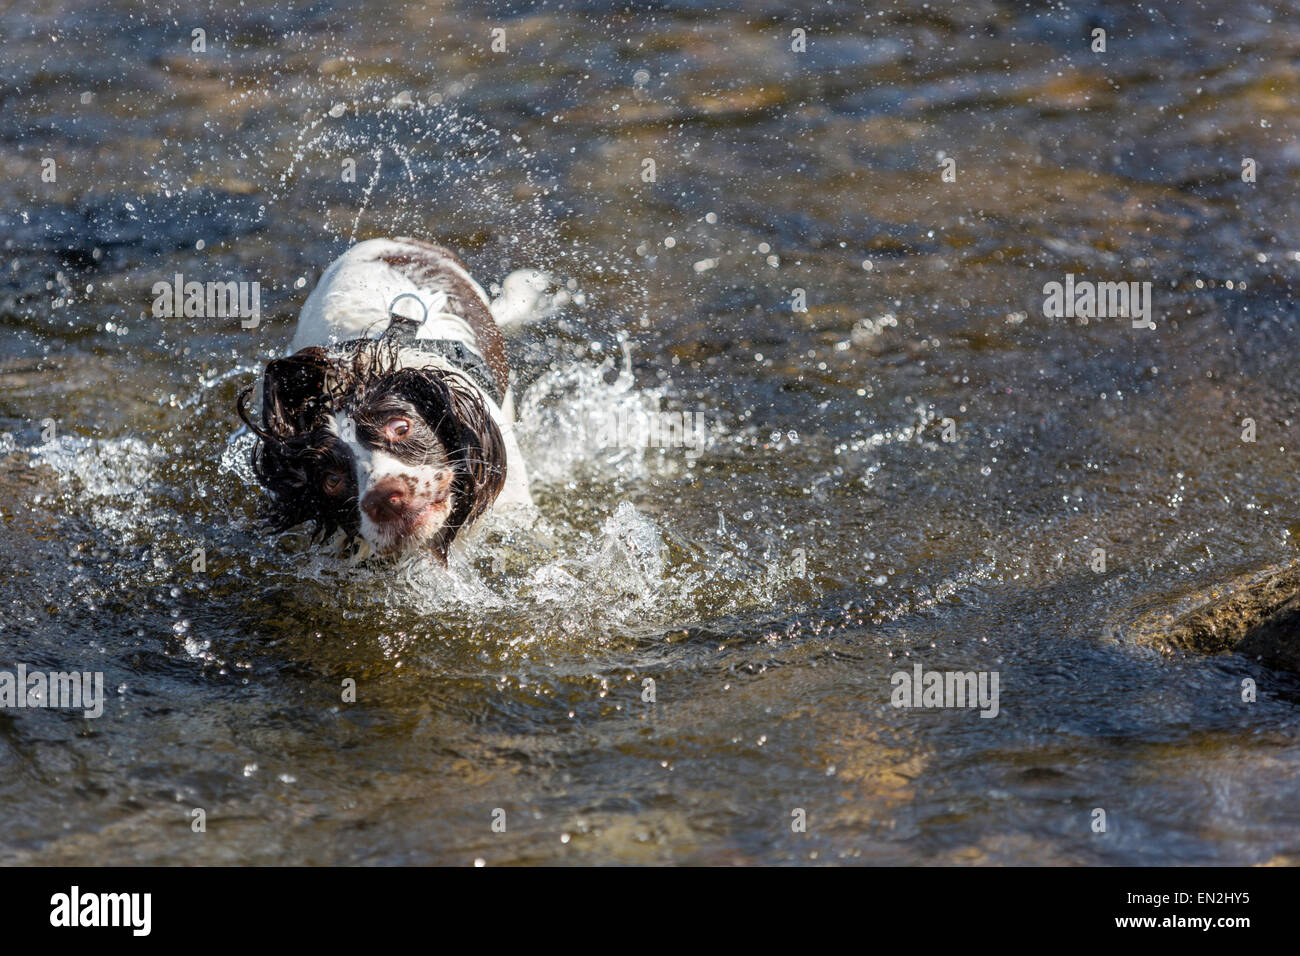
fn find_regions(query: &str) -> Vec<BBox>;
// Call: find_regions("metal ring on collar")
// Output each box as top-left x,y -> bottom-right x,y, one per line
388,293 -> 429,325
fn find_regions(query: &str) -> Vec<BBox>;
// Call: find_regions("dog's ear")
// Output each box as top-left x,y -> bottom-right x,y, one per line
261,347 -> 336,436
391,368 -> 508,558
441,377 -> 508,530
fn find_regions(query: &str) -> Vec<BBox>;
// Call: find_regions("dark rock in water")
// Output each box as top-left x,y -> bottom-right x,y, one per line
0,188 -> 266,276
1130,563 -> 1300,672
0,188 -> 268,312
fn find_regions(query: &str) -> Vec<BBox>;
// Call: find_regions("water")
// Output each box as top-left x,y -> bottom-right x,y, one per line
2,0 -> 1300,864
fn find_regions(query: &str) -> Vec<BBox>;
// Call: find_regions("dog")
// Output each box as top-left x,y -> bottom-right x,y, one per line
237,237 -> 536,563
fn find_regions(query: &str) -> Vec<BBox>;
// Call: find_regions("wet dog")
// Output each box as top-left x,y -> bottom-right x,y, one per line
237,237 -> 536,562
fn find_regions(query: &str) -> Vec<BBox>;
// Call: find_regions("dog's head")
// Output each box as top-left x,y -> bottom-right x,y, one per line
236,340 -> 506,562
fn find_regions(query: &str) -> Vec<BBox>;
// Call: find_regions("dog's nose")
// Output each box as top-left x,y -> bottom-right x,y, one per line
361,478 -> 411,523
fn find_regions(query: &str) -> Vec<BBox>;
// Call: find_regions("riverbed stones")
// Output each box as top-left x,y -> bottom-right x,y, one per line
1129,562 -> 1300,672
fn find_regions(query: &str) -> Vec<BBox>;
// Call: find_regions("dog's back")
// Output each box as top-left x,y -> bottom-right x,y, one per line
291,237 -> 507,388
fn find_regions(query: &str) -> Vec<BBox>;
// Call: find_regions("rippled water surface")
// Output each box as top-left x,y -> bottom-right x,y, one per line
2,0 -> 1300,864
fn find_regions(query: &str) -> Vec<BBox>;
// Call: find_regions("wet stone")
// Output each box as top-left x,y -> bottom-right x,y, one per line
1129,563 -> 1300,672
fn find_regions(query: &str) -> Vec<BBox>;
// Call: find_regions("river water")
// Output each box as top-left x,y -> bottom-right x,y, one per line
2,0 -> 1299,864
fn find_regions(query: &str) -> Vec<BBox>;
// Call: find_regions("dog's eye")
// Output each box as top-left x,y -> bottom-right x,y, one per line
322,471 -> 346,496
384,418 -> 411,441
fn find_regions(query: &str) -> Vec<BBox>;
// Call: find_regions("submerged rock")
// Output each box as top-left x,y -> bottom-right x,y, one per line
1129,563 -> 1300,672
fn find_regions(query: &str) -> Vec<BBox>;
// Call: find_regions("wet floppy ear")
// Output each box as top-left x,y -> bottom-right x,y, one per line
261,347 -> 335,436
395,369 -> 508,541
442,380 -> 508,525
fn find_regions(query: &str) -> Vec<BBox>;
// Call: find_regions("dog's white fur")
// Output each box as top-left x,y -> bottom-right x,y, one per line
290,238 -> 534,554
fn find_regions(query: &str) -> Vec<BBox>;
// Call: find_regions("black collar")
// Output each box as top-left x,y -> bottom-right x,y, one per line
383,314 -> 504,407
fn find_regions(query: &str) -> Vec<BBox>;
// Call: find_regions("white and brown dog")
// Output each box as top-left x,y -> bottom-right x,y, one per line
238,237 -> 542,562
